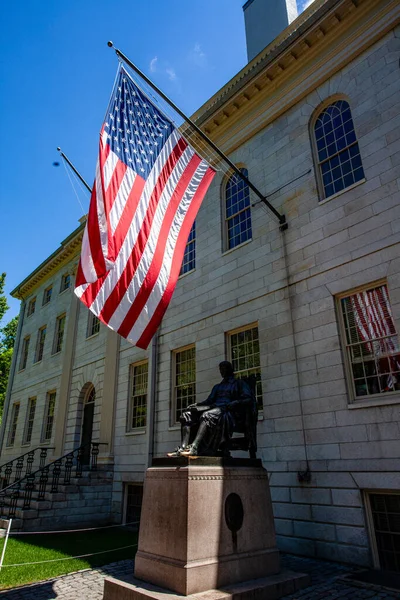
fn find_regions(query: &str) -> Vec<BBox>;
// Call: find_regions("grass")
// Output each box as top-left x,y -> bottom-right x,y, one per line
0,526 -> 138,590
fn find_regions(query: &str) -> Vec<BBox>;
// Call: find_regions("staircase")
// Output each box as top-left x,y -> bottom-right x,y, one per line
0,443 -> 113,531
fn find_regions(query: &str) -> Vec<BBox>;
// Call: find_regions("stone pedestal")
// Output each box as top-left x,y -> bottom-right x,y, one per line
103,457 -> 309,599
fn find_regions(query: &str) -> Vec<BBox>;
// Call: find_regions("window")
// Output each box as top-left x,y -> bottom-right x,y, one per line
339,283 -> 400,400
224,168 -> 252,250
7,403 -> 20,447
313,99 -> 364,200
19,336 -> 30,371
34,326 -> 46,363
229,325 -> 263,410
87,311 -> 100,338
173,346 -> 196,423
27,297 -> 36,317
23,397 -> 36,445
42,286 -> 53,305
125,484 -> 143,529
127,361 -> 148,431
53,314 -> 66,354
42,391 -> 56,442
367,492 -> 400,572
180,222 -> 196,276
60,274 -> 71,293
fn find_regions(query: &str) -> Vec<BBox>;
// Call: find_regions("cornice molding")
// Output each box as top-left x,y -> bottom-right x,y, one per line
193,0 -> 400,152
11,222 -> 85,300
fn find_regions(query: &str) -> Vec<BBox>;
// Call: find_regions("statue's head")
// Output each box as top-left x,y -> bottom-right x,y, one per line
219,361 -> 234,378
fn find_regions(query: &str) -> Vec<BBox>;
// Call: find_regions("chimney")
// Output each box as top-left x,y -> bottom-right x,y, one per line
243,0 -> 298,62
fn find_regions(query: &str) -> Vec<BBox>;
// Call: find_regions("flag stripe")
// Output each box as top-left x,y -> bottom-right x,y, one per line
100,141 -> 196,328
116,154 -> 204,339
78,131 -> 186,309
135,166 -> 215,348
75,66 -> 216,349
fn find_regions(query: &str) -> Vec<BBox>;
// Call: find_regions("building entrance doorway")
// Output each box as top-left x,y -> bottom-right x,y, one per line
81,386 -> 95,465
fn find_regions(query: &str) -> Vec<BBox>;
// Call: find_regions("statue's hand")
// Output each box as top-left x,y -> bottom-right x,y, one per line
187,403 -> 197,409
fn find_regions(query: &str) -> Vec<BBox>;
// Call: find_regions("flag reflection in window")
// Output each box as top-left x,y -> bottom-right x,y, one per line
341,284 -> 400,398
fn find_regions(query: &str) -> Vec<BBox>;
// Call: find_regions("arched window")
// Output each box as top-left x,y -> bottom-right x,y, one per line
313,99 -> 364,201
224,168 -> 252,250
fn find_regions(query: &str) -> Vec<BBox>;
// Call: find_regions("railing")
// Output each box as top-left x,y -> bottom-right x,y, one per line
0,447 -> 55,489
0,442 -> 107,519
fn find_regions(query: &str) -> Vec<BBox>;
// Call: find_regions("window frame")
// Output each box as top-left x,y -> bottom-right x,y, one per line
7,402 -> 20,447
310,96 -> 365,202
19,335 -> 30,371
42,285 -> 53,306
27,297 -> 36,317
22,397 -> 37,446
172,344 -> 196,425
127,360 -> 149,432
124,483 -> 144,528
337,281 -> 400,405
86,311 -> 100,338
364,490 -> 400,572
34,326 -> 47,363
52,313 -> 66,354
179,221 -> 196,277
222,167 -> 252,252
60,274 -> 71,293
227,323 -> 263,412
41,391 -> 56,443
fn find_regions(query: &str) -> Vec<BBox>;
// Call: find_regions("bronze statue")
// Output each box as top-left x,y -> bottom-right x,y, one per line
167,361 -> 254,457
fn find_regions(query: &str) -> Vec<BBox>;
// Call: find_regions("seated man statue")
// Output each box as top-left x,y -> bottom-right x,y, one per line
168,361 -> 253,457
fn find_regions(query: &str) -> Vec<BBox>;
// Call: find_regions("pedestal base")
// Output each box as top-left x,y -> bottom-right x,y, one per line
103,457 -> 310,599
135,457 -> 280,595
103,570 -> 310,600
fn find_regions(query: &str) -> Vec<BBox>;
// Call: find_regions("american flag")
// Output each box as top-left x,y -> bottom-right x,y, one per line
75,66 -> 215,348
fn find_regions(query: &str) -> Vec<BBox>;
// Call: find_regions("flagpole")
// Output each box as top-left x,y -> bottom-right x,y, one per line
57,147 -> 92,193
107,42 -> 287,231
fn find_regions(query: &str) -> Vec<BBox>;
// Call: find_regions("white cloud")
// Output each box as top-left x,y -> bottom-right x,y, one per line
299,0 -> 315,11
166,67 -> 177,81
189,42 -> 207,68
149,56 -> 158,72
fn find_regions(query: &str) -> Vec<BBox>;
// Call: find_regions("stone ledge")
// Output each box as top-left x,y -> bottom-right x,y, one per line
103,570 -> 310,600
152,457 -> 263,468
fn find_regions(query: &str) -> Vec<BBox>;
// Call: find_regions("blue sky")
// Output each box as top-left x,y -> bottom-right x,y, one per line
0,0 -> 313,324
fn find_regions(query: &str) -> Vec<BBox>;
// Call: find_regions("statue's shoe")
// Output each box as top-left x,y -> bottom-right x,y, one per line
180,446 -> 199,456
167,447 -> 182,457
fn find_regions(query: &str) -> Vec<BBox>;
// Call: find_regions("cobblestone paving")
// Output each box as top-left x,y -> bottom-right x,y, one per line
0,555 -> 398,599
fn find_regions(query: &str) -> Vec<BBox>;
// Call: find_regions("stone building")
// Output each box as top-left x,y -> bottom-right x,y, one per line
1,0 -> 399,572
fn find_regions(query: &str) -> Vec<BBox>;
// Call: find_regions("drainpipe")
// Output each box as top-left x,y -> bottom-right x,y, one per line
0,297 -> 26,456
145,330 -> 159,469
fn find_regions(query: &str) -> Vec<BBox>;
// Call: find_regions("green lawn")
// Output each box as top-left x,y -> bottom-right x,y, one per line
0,527 -> 138,590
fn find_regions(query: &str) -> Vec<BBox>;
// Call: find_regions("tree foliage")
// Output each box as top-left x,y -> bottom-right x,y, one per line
0,275 -> 18,422
0,273 -> 9,324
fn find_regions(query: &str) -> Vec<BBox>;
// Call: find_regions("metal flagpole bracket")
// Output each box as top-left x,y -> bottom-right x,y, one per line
107,42 -> 288,231
57,147 -> 92,193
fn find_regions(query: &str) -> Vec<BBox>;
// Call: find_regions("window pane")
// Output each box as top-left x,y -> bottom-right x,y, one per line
315,101 -> 364,200
341,284 -> 400,399
225,169 -> 252,249
129,362 -> 148,430
174,347 -> 196,422
180,222 -> 196,276
230,326 -> 263,410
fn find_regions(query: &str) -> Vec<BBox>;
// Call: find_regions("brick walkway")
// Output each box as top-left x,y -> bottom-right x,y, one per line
0,555 -> 398,599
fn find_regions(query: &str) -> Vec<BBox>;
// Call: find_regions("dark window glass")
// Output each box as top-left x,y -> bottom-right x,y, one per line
314,100 -> 364,200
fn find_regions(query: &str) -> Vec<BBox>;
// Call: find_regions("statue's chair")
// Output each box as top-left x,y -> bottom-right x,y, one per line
223,374 -> 258,459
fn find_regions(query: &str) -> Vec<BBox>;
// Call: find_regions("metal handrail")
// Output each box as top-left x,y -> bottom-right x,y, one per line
0,447 -> 56,488
0,442 -> 108,518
